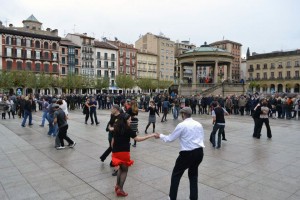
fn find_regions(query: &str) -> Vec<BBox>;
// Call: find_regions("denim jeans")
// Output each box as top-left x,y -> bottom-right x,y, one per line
47,113 -> 58,136
21,110 -> 32,126
173,107 -> 180,119
41,111 -> 48,126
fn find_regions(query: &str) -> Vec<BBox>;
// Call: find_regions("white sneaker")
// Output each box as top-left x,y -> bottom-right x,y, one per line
69,142 -> 76,148
56,146 -> 65,150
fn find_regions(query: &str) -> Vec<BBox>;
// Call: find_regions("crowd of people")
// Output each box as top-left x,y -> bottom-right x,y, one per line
0,91 -> 299,199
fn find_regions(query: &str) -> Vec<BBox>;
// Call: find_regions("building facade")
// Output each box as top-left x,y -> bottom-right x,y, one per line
247,49 -> 300,93
0,15 -> 60,74
210,40 -> 242,81
94,40 -> 118,88
59,39 -> 81,76
108,40 -> 137,79
66,33 -> 95,76
136,50 -> 158,79
135,32 -> 175,81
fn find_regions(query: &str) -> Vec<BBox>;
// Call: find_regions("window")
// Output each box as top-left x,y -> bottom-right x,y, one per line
296,61 -> 299,67
52,43 -> 57,50
44,63 -> 49,72
36,51 -> 40,59
104,61 -> 108,68
6,61 -> 12,70
111,71 -> 115,78
256,73 -> 260,79
287,71 -> 291,78
278,62 -> 282,68
104,70 -> 109,77
53,64 -> 58,73
263,72 -> 267,79
97,70 -> 101,77
27,50 -> 31,59
111,53 -> 115,60
75,59 -> 78,65
256,64 -> 260,70
44,42 -> 49,49
126,59 -> 130,66
111,62 -> 115,68
62,48 -> 65,54
111,80 -> 114,86
6,48 -> 12,57
263,64 -> 267,69
287,61 -> 291,67
270,72 -> 274,78
271,63 -> 275,69
97,61 -> 101,68
17,61 -> 22,70
35,63 -> 40,72
62,57 -> 66,64
44,52 -> 49,59
35,41 -> 40,48
278,71 -> 282,78
26,39 -> 31,47
17,49 -> 21,57
26,62 -> 31,71
104,53 -> 108,60
97,52 -> 101,59
296,71 -> 299,77
75,68 -> 79,75
62,67 -> 66,75
16,38 -> 21,46
52,53 -> 57,61
6,37 -> 11,45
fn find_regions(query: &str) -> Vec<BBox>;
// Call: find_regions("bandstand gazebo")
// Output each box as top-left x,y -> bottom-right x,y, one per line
178,42 -> 234,95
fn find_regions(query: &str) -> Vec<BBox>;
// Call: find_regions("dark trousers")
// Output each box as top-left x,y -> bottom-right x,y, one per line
258,118 -> 272,138
169,147 -> 203,200
161,108 -> 168,122
90,110 -> 99,124
58,125 -> 74,147
252,117 -> 261,138
85,111 -> 90,123
210,124 -> 225,147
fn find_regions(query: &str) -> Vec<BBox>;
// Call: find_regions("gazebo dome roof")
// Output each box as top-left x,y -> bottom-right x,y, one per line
185,42 -> 227,53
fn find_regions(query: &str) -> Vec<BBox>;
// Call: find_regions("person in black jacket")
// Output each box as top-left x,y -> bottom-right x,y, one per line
252,101 -> 262,139
21,96 -> 34,127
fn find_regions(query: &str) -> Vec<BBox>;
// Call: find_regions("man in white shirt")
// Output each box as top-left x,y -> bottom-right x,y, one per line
155,107 -> 205,200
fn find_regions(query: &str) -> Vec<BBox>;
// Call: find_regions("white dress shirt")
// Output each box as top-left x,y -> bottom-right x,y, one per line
160,118 -> 205,151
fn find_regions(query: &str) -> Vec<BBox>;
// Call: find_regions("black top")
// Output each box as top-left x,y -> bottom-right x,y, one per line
112,127 -> 137,153
54,109 -> 68,128
214,107 -> 225,124
147,106 -> 159,116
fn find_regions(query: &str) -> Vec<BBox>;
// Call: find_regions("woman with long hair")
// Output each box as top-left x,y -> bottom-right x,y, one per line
109,113 -> 155,196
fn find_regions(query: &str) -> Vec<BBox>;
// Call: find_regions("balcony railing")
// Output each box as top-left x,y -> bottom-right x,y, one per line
248,68 -> 254,72
293,76 -> 300,80
295,65 -> 300,68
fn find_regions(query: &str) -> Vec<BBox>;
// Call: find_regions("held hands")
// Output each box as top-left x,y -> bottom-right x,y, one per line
154,133 -> 160,139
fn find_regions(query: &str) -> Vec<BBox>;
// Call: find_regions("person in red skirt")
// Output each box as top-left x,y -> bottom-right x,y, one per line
108,111 -> 155,197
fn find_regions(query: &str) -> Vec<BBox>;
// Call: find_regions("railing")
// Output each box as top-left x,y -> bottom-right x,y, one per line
248,68 -> 254,72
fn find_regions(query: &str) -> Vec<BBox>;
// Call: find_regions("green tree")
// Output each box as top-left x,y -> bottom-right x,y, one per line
158,79 -> 173,91
136,77 -> 155,93
249,81 -> 260,93
36,73 -> 51,89
0,70 -> 14,93
95,77 -> 110,91
115,74 -> 135,94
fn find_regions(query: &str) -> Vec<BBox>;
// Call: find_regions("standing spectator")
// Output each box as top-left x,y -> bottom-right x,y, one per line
83,98 -> 90,124
154,107 -> 204,200
38,97 -> 49,127
89,97 -> 99,125
21,96 -> 34,127
161,97 -> 170,122
252,101 -> 262,139
238,95 -> 247,115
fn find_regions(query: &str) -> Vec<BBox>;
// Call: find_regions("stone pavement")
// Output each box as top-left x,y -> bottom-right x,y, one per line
0,109 -> 300,200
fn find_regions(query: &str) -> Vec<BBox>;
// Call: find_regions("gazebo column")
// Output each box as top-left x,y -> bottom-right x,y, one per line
227,63 -> 232,82
192,61 -> 197,90
214,60 -> 218,84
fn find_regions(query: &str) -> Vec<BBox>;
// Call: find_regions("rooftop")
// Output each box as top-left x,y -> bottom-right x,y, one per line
185,42 -> 228,53
94,40 -> 119,50
210,39 -> 242,46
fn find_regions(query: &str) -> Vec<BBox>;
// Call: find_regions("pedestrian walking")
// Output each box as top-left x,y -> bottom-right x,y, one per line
144,100 -> 160,133
154,107 -> 205,200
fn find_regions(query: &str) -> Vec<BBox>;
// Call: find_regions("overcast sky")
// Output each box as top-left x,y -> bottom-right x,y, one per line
1,0 -> 299,57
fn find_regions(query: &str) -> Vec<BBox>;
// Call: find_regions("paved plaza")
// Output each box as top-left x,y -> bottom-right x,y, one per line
0,109 -> 300,200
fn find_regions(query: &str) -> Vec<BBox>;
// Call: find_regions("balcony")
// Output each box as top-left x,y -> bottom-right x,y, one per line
248,68 -> 254,72
285,76 -> 291,79
277,77 -> 284,80
293,76 -> 300,80
278,65 -> 283,69
295,65 -> 300,68
270,66 -> 275,69
286,65 -> 292,68
269,77 -> 276,80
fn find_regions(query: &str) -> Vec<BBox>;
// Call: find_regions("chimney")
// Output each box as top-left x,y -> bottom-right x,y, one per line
51,29 -> 58,36
83,33 -> 87,36
9,24 -> 13,27
46,28 -> 51,31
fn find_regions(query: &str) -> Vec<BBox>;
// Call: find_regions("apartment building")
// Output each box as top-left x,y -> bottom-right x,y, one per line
0,15 -> 60,74
59,38 -> 81,76
210,40 -> 242,81
136,50 -> 158,79
135,32 -> 175,81
247,49 -> 300,93
108,39 -> 137,78
66,33 -> 95,76
94,40 -> 118,87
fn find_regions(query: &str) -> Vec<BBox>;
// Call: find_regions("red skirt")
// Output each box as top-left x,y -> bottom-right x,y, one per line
112,152 -> 134,167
